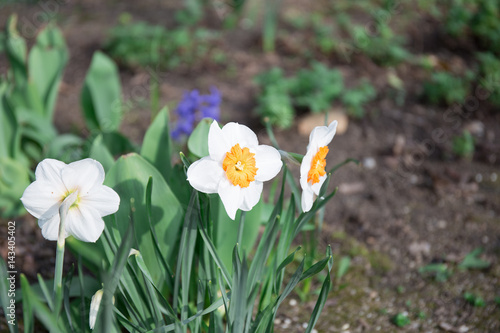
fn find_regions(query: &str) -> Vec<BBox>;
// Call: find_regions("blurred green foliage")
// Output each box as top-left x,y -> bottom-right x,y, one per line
104,14 -> 220,70
255,63 -> 376,128
445,0 -> 500,53
477,52 -> 500,106
423,71 -> 475,105
452,130 -> 475,158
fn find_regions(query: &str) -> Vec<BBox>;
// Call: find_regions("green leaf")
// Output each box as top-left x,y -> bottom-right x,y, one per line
20,274 -> 64,332
140,107 -> 172,180
458,248 -> 491,270
305,271 -> 331,333
89,134 -> 115,172
0,157 -> 30,217
103,153 -> 184,284
0,82 -> 18,160
187,118 -> 212,158
81,51 -> 122,132
28,24 -> 68,119
4,15 -> 27,86
336,256 -> 351,281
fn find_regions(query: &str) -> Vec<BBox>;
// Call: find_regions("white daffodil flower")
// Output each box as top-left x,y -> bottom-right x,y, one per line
20,158 -> 120,243
300,120 -> 338,212
187,120 -> 282,219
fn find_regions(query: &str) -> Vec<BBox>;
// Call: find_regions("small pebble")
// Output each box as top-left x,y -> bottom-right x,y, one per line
475,173 -> 483,182
311,330 -> 318,333
363,157 -> 376,170
491,173 -> 498,182
284,318 -> 291,325
437,220 -> 447,229
342,323 -> 350,330
302,322 -> 308,329
289,299 -> 297,307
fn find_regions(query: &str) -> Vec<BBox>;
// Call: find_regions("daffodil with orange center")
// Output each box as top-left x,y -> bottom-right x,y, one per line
187,120 -> 282,219
300,120 -> 338,212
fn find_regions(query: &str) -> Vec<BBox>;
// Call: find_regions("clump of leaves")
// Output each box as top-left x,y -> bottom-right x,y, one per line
452,130 -> 475,158
104,15 -> 219,70
350,20 -> 410,66
418,263 -> 452,282
458,247 -> 491,269
392,312 -> 411,327
422,71 -> 474,105
445,0 -> 500,53
477,52 -> 500,106
288,62 -> 344,112
341,80 -> 377,118
254,63 -> 344,128
464,292 -> 486,307
254,68 -> 294,129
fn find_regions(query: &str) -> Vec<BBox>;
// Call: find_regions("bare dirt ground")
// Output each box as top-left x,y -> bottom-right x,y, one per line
1,1 -> 499,332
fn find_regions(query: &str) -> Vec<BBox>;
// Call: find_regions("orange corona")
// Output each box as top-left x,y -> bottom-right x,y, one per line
222,144 -> 258,188
307,146 -> 329,184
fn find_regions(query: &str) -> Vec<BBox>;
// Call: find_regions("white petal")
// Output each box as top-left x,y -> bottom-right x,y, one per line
38,214 -> 62,241
80,185 -> 120,217
299,150 -> 314,191
62,159 -> 105,195
35,158 -> 67,186
65,205 -> 105,242
218,179 -> 243,220
240,181 -> 263,211
254,145 -> 282,182
20,180 -> 63,219
208,120 -> 231,163
301,188 -> 315,213
310,175 -> 327,195
221,122 -> 259,150
187,157 -> 224,194
308,120 -> 337,151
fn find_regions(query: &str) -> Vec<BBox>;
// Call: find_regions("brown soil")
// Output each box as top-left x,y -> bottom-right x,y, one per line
1,1 -> 499,332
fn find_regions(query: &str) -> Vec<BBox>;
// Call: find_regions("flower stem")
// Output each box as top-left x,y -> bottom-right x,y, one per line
53,192 -> 78,314
236,211 -> 246,255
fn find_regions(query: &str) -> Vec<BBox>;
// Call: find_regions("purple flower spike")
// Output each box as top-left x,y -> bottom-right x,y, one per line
172,87 -> 222,141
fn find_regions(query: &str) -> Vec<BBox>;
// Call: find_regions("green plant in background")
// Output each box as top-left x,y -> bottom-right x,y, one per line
464,292 -> 486,307
477,52 -> 500,106
458,247 -> 491,270
341,80 -> 376,118
452,130 -> 475,158
254,68 -> 294,129
0,15 -> 73,217
445,0 -> 500,53
423,71 -> 474,105
254,64 -> 376,127
104,15 -> 220,70
289,62 -> 344,112
350,20 -> 410,66
418,263 -> 453,282
392,312 -> 411,327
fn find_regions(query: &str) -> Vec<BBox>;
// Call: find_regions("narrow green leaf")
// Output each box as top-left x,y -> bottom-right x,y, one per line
305,272 -> 331,333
